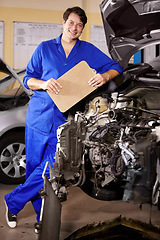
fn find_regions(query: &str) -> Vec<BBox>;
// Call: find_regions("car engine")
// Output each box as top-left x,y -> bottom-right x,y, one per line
50,77 -> 160,206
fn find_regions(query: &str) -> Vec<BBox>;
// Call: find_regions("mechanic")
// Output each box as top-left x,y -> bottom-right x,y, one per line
4,6 -> 123,230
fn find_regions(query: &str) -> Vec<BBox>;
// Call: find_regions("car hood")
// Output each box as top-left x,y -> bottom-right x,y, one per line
100,0 -> 160,69
0,58 -> 32,97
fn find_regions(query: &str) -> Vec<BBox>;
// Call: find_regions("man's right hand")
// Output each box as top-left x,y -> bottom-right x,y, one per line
27,77 -> 62,94
41,78 -> 62,94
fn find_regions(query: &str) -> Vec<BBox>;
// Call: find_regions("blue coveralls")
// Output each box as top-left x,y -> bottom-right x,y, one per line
4,35 -> 124,222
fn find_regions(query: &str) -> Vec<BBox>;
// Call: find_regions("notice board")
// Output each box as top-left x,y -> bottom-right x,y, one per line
13,21 -> 63,69
0,21 -> 4,59
91,25 -> 110,57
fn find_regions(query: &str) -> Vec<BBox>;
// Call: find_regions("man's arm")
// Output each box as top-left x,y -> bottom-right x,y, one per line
88,69 -> 119,87
27,78 -> 62,94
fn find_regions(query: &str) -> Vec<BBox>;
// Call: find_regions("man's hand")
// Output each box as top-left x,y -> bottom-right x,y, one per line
27,77 -> 62,94
88,70 -> 119,88
88,73 -> 109,87
41,78 -> 62,94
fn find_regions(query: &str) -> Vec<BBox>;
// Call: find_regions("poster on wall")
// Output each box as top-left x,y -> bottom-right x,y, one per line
0,21 -> 4,59
90,25 -> 110,57
13,21 -> 63,69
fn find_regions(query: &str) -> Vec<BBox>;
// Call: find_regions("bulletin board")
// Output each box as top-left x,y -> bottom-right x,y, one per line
0,21 -> 4,59
13,21 -> 63,69
90,25 -> 110,57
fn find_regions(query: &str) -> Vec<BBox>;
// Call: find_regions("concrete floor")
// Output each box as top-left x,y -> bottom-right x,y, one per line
0,183 -> 160,240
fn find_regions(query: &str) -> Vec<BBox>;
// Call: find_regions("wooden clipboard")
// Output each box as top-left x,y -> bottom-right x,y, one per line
47,61 -> 96,112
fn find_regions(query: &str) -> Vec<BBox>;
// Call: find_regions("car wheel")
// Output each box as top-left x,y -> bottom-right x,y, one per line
80,177 -> 124,201
0,132 -> 26,184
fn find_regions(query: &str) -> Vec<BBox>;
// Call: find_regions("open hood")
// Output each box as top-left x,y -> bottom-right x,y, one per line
0,58 -> 32,97
100,0 -> 160,69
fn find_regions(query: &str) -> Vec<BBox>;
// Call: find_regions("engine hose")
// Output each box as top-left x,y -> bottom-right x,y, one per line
110,149 -> 126,177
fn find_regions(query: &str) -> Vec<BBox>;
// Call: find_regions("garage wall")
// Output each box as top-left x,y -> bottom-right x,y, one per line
0,0 -> 102,13
0,0 -> 103,68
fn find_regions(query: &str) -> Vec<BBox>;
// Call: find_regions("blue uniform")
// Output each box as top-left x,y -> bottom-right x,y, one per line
5,35 -> 123,222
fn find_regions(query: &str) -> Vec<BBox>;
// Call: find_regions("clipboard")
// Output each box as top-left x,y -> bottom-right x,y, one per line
47,61 -> 96,112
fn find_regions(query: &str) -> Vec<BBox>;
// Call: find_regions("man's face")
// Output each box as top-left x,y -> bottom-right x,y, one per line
62,12 -> 84,40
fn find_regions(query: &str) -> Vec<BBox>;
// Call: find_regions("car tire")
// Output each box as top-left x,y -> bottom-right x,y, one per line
0,131 -> 26,184
80,177 -> 124,201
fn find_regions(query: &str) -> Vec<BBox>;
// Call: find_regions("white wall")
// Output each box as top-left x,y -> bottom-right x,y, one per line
0,0 -> 104,66
0,0 -> 102,13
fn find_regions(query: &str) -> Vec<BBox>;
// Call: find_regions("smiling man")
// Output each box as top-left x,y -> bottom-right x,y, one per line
4,6 -> 123,231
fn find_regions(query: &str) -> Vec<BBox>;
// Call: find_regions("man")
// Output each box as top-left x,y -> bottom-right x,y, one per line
4,6 -> 123,230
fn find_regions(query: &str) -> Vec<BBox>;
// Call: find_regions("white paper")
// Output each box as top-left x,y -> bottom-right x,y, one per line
91,25 -> 110,57
0,21 -> 4,59
13,21 -> 63,69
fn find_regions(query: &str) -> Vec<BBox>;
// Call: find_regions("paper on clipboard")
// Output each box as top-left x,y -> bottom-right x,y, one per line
47,61 -> 96,112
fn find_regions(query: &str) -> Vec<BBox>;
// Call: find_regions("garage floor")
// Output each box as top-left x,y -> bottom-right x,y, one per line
0,183 -> 160,240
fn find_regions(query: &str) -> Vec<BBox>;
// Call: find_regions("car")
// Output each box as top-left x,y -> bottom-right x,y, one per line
41,0 -> 160,206
37,1 -> 160,238
0,58 -> 32,184
29,1 -> 160,238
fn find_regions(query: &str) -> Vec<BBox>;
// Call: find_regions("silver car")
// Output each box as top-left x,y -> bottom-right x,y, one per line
0,58 -> 31,184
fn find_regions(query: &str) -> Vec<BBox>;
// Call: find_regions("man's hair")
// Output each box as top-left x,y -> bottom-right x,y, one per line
63,6 -> 87,27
